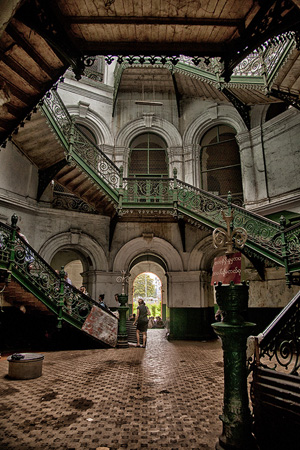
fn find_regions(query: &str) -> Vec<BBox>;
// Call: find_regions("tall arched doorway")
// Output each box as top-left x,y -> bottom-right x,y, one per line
128,254 -> 168,322
132,272 -> 163,326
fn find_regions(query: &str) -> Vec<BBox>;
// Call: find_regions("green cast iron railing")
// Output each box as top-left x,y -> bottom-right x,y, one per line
41,88 -> 120,203
121,177 -> 175,205
253,290 -> 300,375
121,174 -> 300,272
40,89 -> 300,278
0,215 -> 117,339
175,179 -> 283,263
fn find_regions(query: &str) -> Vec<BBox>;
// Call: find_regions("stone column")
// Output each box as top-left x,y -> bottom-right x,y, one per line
212,281 -> 257,450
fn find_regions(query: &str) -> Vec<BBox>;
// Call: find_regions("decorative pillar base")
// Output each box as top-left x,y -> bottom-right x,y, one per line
117,334 -> 129,348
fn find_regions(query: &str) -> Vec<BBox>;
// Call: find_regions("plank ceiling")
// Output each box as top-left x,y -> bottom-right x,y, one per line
0,0 -> 299,144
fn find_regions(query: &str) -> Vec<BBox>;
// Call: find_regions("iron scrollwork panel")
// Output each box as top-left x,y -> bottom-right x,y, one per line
176,180 -> 283,259
176,180 -> 228,224
63,284 -> 92,322
259,298 -> 300,375
285,226 -> 300,267
123,178 -> 173,204
14,236 -> 61,304
232,209 -> 281,258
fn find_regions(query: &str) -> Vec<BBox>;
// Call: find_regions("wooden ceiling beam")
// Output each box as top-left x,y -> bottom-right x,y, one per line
14,3 -> 76,65
0,118 -> 12,128
0,49 -> 43,91
66,16 -> 243,28
81,41 -> 226,57
5,103 -> 21,118
0,74 -> 31,103
5,23 -> 54,78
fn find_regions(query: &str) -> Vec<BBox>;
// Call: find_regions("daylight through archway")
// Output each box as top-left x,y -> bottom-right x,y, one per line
132,272 -> 164,328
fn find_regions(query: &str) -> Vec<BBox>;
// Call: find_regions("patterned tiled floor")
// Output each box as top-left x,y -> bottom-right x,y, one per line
0,330 -> 224,450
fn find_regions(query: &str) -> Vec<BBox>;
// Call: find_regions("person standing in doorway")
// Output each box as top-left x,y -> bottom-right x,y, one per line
134,298 -> 150,348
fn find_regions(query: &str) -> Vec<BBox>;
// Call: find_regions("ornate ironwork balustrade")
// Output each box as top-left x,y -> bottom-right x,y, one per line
175,179 -> 286,264
284,222 -> 300,269
122,177 -> 174,206
41,89 -> 120,198
0,217 -> 115,331
253,290 -> 300,375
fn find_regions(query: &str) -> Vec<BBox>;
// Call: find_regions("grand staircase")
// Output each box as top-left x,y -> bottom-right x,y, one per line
12,87 -> 300,286
0,218 -> 118,349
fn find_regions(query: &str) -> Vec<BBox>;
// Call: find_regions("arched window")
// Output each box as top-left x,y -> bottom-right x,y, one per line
129,133 -> 168,177
200,125 -> 243,202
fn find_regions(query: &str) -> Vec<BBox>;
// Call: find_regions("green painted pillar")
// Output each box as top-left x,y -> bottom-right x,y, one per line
117,293 -> 129,348
212,281 -> 257,450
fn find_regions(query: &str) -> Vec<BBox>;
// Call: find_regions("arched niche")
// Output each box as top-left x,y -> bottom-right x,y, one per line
188,235 -> 218,272
39,230 -> 108,271
51,250 -> 84,289
113,236 -> 184,273
115,115 -> 183,176
67,105 -> 114,146
39,231 -> 108,298
183,105 -> 249,188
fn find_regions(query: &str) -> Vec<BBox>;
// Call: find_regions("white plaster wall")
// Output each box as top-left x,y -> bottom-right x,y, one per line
245,109 -> 300,210
237,129 -> 268,205
247,267 -> 299,308
262,110 -> 300,197
114,91 -> 180,133
58,77 -> 114,133
180,98 -> 219,133
0,142 -> 38,204
167,271 -> 214,308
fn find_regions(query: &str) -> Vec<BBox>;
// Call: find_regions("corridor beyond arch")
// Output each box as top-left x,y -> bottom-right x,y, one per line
128,256 -> 168,321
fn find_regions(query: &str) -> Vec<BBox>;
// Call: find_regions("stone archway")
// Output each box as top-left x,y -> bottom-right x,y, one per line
66,104 -> 114,146
128,257 -> 168,320
113,236 -> 183,273
113,235 -> 183,315
38,230 -> 108,298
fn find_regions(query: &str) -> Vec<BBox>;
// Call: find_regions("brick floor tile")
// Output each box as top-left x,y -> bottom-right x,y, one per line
0,329 -> 224,449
